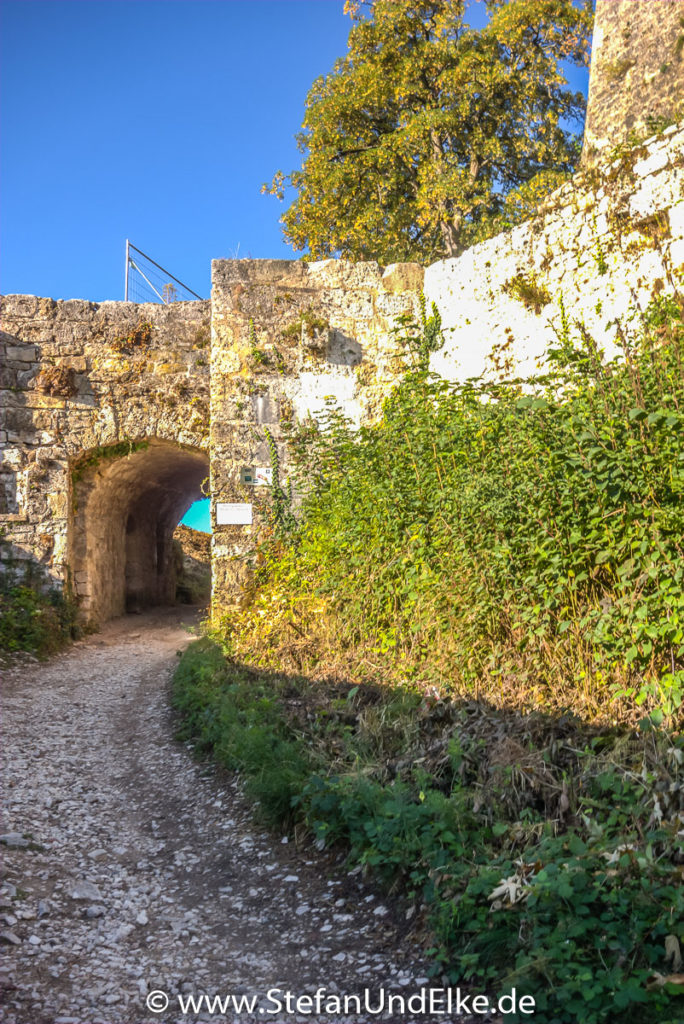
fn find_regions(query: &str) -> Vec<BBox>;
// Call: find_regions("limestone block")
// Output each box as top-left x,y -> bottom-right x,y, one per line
36,298 -> 57,317
1,295 -> 39,317
155,362 -> 186,374
374,293 -> 418,318
668,237 -> 684,269
305,259 -> 382,291
5,345 -> 37,362
630,177 -> 669,221
381,263 -> 424,293
56,299 -> 99,320
52,534 -> 68,563
668,201 -> 684,238
593,212 -> 610,236
47,492 -> 68,518
25,394 -> 67,410
633,148 -> 670,179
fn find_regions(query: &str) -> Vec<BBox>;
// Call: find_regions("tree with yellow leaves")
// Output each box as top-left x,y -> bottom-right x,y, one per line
265,0 -> 592,263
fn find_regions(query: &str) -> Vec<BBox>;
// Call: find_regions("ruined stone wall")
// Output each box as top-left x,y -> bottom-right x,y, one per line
582,0 -> 684,167
204,124 -> 684,619
209,259 -> 422,611
0,297 -> 210,620
425,124 -> 684,383
2,124 -> 682,625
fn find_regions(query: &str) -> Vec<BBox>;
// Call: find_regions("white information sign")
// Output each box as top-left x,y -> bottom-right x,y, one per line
215,502 -> 253,526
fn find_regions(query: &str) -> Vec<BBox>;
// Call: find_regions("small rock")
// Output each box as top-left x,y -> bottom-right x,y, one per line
84,905 -> 105,919
283,875 -> 299,883
0,833 -> 29,849
135,910 -> 148,926
373,905 -> 389,917
27,935 -> 41,946
0,930 -> 21,946
70,881 -> 102,902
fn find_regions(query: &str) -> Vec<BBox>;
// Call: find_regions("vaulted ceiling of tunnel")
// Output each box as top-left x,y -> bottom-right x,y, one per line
71,440 -> 209,623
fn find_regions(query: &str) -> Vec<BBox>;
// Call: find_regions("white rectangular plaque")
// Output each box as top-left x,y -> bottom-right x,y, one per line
215,502 -> 253,526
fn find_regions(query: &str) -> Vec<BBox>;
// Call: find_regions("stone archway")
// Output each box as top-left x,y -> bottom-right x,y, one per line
70,439 -> 208,623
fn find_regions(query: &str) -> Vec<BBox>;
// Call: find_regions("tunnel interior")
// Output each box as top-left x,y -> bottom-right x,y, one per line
71,440 -> 209,622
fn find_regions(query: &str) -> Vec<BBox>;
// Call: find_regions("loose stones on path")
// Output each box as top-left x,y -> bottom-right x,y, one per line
1,610 -> 493,1024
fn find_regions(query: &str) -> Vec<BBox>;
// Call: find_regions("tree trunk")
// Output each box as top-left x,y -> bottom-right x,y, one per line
430,129 -> 461,257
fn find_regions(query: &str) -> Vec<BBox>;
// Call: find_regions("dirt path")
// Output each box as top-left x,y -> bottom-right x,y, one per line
0,610 -> 487,1024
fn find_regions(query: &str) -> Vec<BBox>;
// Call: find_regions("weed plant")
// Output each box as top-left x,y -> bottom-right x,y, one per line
173,291 -> 684,1022
224,292 -> 684,722
172,644 -> 684,1024
0,541 -> 79,656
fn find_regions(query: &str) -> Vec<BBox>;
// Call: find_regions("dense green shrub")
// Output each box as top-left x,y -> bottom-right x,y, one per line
173,641 -> 684,1024
226,292 -> 684,720
172,640 -> 313,825
0,550 -> 79,657
177,288 -> 684,1021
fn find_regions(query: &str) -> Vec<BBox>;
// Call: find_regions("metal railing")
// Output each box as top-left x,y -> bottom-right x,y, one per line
124,240 -> 203,303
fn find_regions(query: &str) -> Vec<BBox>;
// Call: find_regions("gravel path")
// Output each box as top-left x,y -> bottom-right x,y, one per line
0,610 -> 495,1024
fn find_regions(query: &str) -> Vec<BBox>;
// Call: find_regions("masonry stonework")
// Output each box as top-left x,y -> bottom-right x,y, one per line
582,0 -> 684,166
205,124 -> 683,617
209,258 -> 421,612
0,298 -> 210,622
426,124 -> 684,383
2,123 -> 682,626
2,1 -> 683,626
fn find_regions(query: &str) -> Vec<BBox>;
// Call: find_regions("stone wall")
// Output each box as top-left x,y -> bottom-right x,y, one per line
582,0 -> 684,167
0,297 -> 210,621
209,123 -> 683,615
173,524 -> 211,606
2,119 -> 683,625
209,258 -> 421,612
425,124 -> 684,383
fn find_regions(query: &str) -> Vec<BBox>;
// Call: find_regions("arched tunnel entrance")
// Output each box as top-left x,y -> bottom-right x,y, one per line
70,439 -> 209,623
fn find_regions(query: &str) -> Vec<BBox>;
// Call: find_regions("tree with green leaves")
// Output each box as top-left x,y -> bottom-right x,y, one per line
265,0 -> 592,264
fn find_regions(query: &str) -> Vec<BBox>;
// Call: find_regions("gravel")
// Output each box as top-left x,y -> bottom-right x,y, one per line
0,608 -> 495,1024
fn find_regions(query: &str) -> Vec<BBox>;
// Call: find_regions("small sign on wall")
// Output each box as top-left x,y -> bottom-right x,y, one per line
215,502 -> 253,525
240,466 -> 273,486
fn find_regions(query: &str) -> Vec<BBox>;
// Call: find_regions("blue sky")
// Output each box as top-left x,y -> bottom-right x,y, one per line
1,0 -> 590,533
0,0 -> 353,303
